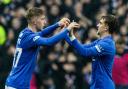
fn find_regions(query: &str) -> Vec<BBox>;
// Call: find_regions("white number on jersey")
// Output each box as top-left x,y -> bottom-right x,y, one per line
13,48 -> 22,68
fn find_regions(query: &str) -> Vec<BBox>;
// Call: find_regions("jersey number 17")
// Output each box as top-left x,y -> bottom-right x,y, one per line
13,48 -> 22,68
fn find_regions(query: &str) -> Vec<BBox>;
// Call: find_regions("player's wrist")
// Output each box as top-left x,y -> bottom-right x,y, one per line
58,21 -> 65,27
57,22 -> 61,27
69,34 -> 76,41
66,28 -> 71,32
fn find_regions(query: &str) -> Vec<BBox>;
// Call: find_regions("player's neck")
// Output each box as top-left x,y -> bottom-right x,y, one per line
28,24 -> 37,32
100,32 -> 111,39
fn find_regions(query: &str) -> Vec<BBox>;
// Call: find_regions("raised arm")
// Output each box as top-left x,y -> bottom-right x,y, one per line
37,18 -> 70,36
65,28 -> 113,57
23,29 -> 69,48
65,33 -> 98,47
34,29 -> 69,46
37,23 -> 59,36
69,39 -> 112,57
23,21 -> 80,48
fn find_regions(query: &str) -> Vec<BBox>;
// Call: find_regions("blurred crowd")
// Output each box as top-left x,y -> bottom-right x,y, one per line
0,0 -> 128,89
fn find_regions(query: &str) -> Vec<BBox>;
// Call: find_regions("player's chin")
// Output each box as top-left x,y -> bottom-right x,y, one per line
37,27 -> 43,31
40,26 -> 44,29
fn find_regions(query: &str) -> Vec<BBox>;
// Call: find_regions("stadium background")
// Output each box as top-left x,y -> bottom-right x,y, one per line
0,0 -> 128,89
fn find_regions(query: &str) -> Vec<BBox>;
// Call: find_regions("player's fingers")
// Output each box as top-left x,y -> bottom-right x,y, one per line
61,18 -> 70,23
65,19 -> 70,23
65,22 -> 70,26
73,24 -> 80,28
71,22 -> 79,25
63,18 -> 70,23
73,23 -> 80,26
72,25 -> 79,28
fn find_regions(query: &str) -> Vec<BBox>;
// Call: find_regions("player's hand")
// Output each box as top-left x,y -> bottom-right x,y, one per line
67,22 -> 80,31
58,18 -> 70,27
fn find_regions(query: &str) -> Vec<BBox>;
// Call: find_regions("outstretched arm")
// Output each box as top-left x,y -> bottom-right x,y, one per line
23,21 -> 80,48
71,39 -> 98,57
37,23 -> 59,36
65,33 -> 97,47
65,30 -> 111,57
24,29 -> 69,48
68,38 -> 111,57
35,29 -> 69,46
38,18 -> 70,36
65,30 -> 98,48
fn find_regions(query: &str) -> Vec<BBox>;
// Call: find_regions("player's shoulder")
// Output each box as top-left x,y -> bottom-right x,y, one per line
17,28 -> 34,46
96,36 -> 113,49
18,28 -> 34,39
98,36 -> 115,52
20,28 -> 40,42
100,36 -> 114,45
95,38 -> 115,55
21,28 -> 33,35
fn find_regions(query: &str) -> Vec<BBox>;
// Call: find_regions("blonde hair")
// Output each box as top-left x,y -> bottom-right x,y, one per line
26,7 -> 44,23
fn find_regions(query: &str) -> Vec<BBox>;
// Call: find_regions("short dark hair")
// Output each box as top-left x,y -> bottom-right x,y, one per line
101,15 -> 118,34
26,7 -> 44,23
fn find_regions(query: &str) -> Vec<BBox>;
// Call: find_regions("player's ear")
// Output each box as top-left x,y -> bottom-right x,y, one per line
32,17 -> 37,25
34,21 -> 37,25
33,20 -> 37,25
105,25 -> 109,31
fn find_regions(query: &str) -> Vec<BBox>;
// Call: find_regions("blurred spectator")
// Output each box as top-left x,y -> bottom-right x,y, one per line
30,74 -> 38,89
0,25 -> 6,46
112,38 -> 128,89
82,62 -> 92,89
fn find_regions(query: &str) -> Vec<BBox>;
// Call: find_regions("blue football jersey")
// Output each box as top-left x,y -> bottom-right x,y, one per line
6,23 -> 68,89
65,35 -> 116,89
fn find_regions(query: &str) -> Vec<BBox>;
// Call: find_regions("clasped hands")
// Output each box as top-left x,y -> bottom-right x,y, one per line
58,18 -> 80,36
